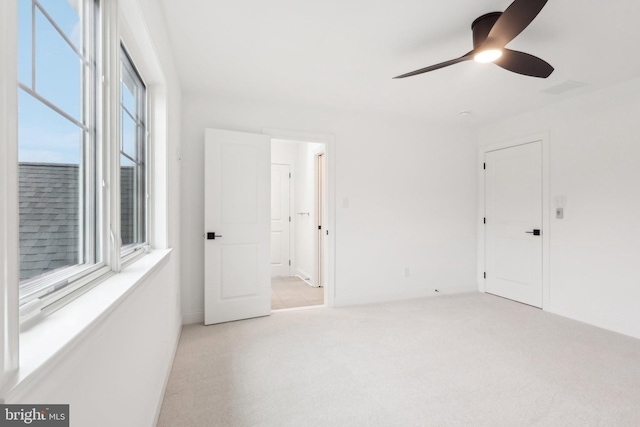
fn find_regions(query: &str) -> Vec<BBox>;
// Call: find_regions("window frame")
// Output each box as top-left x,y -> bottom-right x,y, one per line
16,0 -> 106,311
1,0 -> 21,376
15,0 -> 157,321
119,45 -> 149,261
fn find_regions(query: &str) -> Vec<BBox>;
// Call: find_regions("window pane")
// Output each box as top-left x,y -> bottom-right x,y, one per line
120,155 -> 135,246
18,0 -> 32,86
121,113 -> 136,159
121,68 -> 136,115
119,48 -> 146,253
18,90 -> 82,282
38,0 -> 81,48
35,8 -> 81,120
18,89 -> 81,165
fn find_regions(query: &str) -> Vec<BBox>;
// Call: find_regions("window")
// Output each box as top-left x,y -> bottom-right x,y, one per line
119,47 -> 147,255
17,0 -> 100,305
15,0 -> 154,313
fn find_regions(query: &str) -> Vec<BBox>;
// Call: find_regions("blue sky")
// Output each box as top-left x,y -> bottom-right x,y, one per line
18,0 -> 83,164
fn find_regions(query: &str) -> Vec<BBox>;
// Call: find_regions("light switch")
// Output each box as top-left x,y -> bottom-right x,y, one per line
556,208 -> 564,219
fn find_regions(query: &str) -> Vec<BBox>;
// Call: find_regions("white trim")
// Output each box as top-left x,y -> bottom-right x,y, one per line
312,147 -> 325,289
182,311 -> 204,325
546,302 -> 640,340
262,128 -> 336,308
151,323 -> 182,426
105,0 -> 120,272
295,273 -> 315,287
336,287 -> 477,308
0,0 -> 20,381
477,132 -> 550,308
271,304 -> 324,313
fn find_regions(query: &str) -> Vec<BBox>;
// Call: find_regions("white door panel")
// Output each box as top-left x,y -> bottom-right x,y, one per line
204,128 -> 271,325
271,164 -> 290,277
485,141 -> 542,307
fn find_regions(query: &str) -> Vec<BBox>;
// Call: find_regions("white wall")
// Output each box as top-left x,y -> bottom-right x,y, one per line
478,77 -> 640,339
6,259 -> 180,427
181,95 -> 478,322
271,139 -> 299,165
2,0 -> 183,425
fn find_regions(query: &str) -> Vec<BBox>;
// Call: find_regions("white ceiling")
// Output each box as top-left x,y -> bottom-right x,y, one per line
159,0 -> 640,127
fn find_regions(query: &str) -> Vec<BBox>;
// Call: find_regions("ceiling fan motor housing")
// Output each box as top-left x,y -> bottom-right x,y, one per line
471,12 -> 502,49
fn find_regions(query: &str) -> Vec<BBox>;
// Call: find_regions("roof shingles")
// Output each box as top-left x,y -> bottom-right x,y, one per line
19,163 -> 136,282
19,163 -> 79,281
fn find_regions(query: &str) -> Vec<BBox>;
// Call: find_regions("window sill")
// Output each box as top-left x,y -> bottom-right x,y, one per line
1,248 -> 172,400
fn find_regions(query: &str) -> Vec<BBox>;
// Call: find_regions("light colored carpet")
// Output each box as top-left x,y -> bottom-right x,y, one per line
158,293 -> 640,426
271,276 -> 323,310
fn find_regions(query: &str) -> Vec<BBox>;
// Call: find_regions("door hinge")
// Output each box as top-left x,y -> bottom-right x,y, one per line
484,272 -> 486,279
318,225 -> 321,230
289,216 -> 291,222
289,172 -> 291,178
484,217 -> 486,224
289,260 -> 291,266
483,162 -> 486,170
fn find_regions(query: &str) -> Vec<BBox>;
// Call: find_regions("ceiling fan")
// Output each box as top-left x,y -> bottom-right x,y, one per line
394,0 -> 554,79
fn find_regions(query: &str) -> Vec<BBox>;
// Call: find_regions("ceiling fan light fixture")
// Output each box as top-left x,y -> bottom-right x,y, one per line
474,49 -> 502,63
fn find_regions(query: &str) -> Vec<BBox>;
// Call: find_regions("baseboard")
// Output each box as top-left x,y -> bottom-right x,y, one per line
546,302 -> 640,339
182,311 -> 204,325
334,285 -> 477,307
296,272 -> 317,288
296,269 -> 316,287
151,319 -> 182,426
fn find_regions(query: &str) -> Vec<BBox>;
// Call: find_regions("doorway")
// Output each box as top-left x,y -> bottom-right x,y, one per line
482,136 -> 548,308
270,139 -> 326,310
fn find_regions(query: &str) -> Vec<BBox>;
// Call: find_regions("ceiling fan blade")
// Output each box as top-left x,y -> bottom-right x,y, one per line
494,49 -> 554,78
393,51 -> 474,79
485,0 -> 548,48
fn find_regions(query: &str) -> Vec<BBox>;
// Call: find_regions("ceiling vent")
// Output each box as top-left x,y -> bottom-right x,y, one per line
540,80 -> 587,95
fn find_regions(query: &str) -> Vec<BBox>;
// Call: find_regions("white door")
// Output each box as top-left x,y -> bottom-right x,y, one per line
271,164 -> 290,277
204,128 -> 271,325
485,141 -> 542,307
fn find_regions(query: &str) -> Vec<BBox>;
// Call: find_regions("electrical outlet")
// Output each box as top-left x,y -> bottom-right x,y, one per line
556,207 -> 564,219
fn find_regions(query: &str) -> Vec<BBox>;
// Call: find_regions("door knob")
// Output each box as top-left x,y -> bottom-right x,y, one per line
206,232 -> 223,240
525,229 -> 541,236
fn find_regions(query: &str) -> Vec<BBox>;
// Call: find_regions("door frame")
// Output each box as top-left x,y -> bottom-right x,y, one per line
477,132 -> 550,309
263,128 -> 336,308
313,148 -> 325,288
